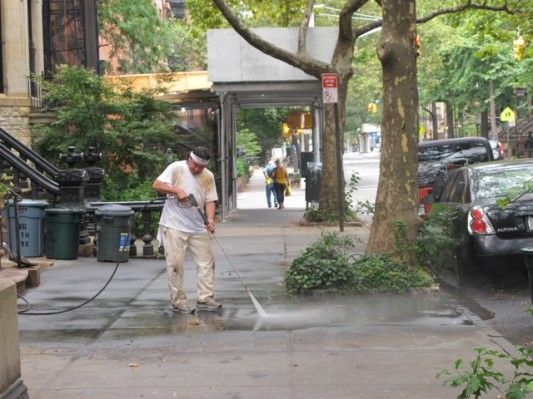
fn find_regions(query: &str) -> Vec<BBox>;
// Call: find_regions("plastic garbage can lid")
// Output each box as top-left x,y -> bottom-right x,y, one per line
95,204 -> 134,216
6,199 -> 49,208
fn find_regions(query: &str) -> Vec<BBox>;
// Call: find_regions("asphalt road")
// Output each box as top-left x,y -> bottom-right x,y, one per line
456,260 -> 532,347
345,150 -> 532,347
343,151 -> 380,204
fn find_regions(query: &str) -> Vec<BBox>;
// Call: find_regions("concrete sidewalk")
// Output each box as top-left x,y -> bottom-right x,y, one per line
16,167 -> 515,399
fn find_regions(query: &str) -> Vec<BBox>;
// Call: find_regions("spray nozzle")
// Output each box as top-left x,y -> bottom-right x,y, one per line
186,194 -> 208,226
187,193 -> 199,207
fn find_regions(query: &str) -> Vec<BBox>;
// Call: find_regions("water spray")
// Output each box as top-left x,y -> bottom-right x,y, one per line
186,194 -> 269,318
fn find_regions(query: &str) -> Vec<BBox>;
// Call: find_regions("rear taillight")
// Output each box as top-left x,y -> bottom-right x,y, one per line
418,187 -> 433,217
470,219 -> 486,233
498,143 -> 504,158
468,206 -> 495,235
418,187 -> 433,200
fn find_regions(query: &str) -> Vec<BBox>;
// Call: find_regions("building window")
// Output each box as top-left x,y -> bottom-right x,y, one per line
43,0 -> 86,76
42,0 -> 98,77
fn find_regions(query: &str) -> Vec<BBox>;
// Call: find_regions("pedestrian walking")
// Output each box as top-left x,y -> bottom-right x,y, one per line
272,159 -> 289,210
263,160 -> 278,208
152,146 -> 221,313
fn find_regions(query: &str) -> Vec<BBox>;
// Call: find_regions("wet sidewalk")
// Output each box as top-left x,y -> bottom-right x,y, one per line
16,168 -> 515,399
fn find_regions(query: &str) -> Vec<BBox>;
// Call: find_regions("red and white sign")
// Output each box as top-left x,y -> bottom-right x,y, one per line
321,73 -> 338,104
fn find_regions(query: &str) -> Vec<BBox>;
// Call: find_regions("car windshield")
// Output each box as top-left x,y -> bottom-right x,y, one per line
473,165 -> 533,200
418,141 -> 489,163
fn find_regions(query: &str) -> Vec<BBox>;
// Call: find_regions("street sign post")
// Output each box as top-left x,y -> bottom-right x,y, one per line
321,73 -> 344,232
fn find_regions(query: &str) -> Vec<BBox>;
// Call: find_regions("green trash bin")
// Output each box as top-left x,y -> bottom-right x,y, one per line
3,199 -> 48,257
45,209 -> 83,260
95,204 -> 134,262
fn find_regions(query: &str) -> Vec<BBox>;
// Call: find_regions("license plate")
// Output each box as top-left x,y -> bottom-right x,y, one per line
528,216 -> 533,231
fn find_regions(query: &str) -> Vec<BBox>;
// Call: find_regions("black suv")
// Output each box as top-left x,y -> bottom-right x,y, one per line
418,137 -> 493,216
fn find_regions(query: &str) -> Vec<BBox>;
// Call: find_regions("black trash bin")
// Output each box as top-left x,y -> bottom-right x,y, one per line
95,204 -> 134,262
305,162 -> 322,205
45,209 -> 83,260
300,152 -> 314,178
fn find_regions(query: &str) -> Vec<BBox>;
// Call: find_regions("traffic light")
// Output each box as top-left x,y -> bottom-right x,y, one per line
415,34 -> 421,57
513,35 -> 526,61
367,102 -> 377,113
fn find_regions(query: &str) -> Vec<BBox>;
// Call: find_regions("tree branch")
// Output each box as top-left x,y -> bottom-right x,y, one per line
354,19 -> 383,39
212,0 -> 330,76
339,0 -> 370,41
354,1 -> 518,39
417,1 -> 515,24
298,0 -> 315,54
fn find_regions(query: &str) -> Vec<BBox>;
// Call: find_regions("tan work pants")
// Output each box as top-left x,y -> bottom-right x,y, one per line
160,227 -> 215,306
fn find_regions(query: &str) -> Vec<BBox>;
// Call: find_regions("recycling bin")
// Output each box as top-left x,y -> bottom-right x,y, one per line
95,204 -> 134,262
45,209 -> 83,260
3,199 -> 48,257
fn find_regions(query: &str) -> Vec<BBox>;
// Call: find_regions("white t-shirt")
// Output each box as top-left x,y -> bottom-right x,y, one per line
156,160 -> 218,234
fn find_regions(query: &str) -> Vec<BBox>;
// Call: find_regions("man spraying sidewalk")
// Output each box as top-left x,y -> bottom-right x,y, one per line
152,146 -> 221,313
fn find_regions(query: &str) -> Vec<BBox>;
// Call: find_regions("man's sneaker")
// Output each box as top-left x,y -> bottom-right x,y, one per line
171,302 -> 194,314
197,297 -> 222,311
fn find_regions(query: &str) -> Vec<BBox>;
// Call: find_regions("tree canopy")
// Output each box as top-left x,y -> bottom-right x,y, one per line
98,0 -> 176,73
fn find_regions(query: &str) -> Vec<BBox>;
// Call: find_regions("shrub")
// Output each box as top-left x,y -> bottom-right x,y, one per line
351,254 -> 433,294
285,232 -> 433,295
438,346 -> 532,399
303,206 -> 359,223
285,232 -> 356,294
416,205 -> 462,273
31,65 -> 175,198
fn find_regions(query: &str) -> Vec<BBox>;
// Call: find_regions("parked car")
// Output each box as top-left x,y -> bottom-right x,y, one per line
418,137 -> 494,217
433,159 -> 533,270
489,139 -> 505,160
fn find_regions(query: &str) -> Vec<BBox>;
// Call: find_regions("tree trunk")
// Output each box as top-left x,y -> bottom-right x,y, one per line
445,101 -> 454,138
480,110 -> 489,138
431,102 -> 438,139
489,79 -> 498,140
367,0 -> 419,260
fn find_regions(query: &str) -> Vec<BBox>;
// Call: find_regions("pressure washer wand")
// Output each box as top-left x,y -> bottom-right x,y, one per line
186,194 -> 250,292
186,194 -> 268,317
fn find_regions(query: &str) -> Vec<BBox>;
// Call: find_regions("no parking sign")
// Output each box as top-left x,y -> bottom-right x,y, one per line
322,73 -> 338,104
